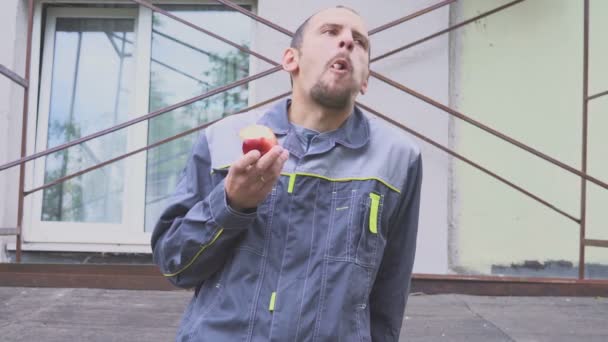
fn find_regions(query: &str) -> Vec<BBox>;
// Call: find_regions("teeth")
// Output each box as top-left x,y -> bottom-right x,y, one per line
333,63 -> 343,70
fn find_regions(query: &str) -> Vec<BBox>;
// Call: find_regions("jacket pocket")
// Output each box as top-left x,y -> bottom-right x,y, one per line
355,192 -> 384,268
326,189 -> 358,261
326,189 -> 384,268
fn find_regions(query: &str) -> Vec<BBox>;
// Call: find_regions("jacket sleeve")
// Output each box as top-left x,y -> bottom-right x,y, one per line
369,152 -> 423,341
151,131 -> 257,289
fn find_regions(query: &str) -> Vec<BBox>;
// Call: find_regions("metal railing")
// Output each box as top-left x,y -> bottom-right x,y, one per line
1,0 -> 606,284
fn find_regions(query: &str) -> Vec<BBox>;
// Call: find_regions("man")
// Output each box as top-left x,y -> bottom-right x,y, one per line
152,6 -> 423,341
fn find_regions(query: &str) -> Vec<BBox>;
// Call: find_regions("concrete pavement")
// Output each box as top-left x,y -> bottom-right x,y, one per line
0,287 -> 606,341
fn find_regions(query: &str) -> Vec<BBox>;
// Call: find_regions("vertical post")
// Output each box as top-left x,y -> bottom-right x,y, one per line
16,0 -> 35,262
579,0 -> 590,280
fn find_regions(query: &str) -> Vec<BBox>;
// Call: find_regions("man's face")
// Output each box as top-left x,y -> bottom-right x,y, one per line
290,8 -> 370,110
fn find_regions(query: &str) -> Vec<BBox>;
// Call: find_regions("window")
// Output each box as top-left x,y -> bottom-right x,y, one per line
145,5 -> 251,232
42,16 -> 136,224
26,3 -> 253,250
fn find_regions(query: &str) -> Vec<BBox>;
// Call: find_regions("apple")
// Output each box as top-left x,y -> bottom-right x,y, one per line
239,124 -> 278,156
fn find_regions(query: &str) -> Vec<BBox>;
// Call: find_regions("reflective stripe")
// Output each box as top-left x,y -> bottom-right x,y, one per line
269,291 -> 277,312
162,228 -> 224,277
369,193 -> 380,234
280,171 -> 400,194
288,174 -> 296,193
217,166 -> 400,194
210,164 -> 231,175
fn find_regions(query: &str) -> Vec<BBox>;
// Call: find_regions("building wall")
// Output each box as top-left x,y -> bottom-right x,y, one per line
4,0 -> 606,276
0,1 -> 451,273
0,0 -> 27,253
452,0 -> 608,274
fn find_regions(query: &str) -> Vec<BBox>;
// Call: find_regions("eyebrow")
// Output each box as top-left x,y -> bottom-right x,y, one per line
319,23 -> 370,50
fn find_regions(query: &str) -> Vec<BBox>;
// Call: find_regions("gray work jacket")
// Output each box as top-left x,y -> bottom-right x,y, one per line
151,98 -> 423,341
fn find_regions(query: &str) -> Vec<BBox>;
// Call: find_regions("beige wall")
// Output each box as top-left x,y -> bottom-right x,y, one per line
452,0 -> 608,274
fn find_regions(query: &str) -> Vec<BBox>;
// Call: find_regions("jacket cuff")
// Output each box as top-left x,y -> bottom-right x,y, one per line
208,183 -> 257,229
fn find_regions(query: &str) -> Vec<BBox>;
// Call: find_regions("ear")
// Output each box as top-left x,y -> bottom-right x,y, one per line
282,47 -> 299,75
360,76 -> 369,95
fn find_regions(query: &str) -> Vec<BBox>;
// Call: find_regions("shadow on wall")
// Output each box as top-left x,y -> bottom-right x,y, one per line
492,260 -> 608,280
6,251 -> 154,265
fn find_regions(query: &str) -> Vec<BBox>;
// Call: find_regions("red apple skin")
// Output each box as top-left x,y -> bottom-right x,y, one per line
242,137 -> 277,156
239,124 -> 278,156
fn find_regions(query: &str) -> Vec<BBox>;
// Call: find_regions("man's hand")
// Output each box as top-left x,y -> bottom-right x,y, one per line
225,145 -> 289,211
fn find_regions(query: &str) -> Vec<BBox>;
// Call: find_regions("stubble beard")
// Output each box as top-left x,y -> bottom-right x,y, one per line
309,74 -> 355,111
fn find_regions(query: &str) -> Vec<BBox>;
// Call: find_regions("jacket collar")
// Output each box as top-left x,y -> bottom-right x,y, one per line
257,98 -> 370,156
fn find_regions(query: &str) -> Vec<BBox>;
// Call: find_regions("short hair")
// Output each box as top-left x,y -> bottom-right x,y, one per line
288,6 -> 368,87
290,6 -> 362,51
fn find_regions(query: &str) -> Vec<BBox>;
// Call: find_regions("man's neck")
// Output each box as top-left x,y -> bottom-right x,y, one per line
288,91 -> 354,133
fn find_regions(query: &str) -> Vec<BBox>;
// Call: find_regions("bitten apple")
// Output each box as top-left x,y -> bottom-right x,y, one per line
239,124 -> 278,156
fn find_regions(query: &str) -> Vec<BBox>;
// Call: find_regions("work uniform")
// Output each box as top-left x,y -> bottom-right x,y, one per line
152,98 -> 423,341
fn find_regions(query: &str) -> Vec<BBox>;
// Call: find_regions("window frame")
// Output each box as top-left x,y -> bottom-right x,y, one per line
21,0 -> 256,253
25,6 -> 148,246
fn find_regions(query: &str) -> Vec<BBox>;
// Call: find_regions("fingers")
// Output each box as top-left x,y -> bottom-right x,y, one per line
232,150 -> 261,174
256,146 -> 284,172
270,150 -> 289,176
281,149 -> 289,160
261,149 -> 289,185
231,145 -> 288,188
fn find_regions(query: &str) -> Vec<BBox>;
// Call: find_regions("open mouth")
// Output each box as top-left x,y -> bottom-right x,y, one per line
329,58 -> 350,73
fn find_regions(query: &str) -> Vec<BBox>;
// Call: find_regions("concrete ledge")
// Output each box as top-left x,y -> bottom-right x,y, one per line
0,264 -> 177,291
2,264 -> 608,296
413,273 -> 608,297
0,227 -> 18,236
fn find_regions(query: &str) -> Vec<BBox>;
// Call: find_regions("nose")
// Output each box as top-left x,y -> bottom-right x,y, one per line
338,33 -> 354,52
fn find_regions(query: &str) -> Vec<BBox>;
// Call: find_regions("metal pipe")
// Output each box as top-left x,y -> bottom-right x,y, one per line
0,0 -> 528,179
151,29 -> 249,73
3,0 -> 604,229
356,101 -> 580,223
107,31 -> 214,87
0,65 -> 282,173
371,0 -> 526,63
131,0 -> 279,66
584,239 -> 608,248
208,0 -> 608,196
24,92 -> 291,195
588,90 -> 608,101
579,0 -> 590,280
0,64 -> 28,88
2,0 -> 604,277
214,0 -> 293,37
152,58 -> 212,88
210,0 -> 608,195
215,0 -> 454,39
370,71 -> 608,192
15,0 -> 35,262
369,0 -> 456,36
108,29 -> 246,76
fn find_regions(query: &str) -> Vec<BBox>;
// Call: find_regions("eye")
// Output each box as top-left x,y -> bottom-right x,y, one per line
323,27 -> 338,35
354,38 -> 367,49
